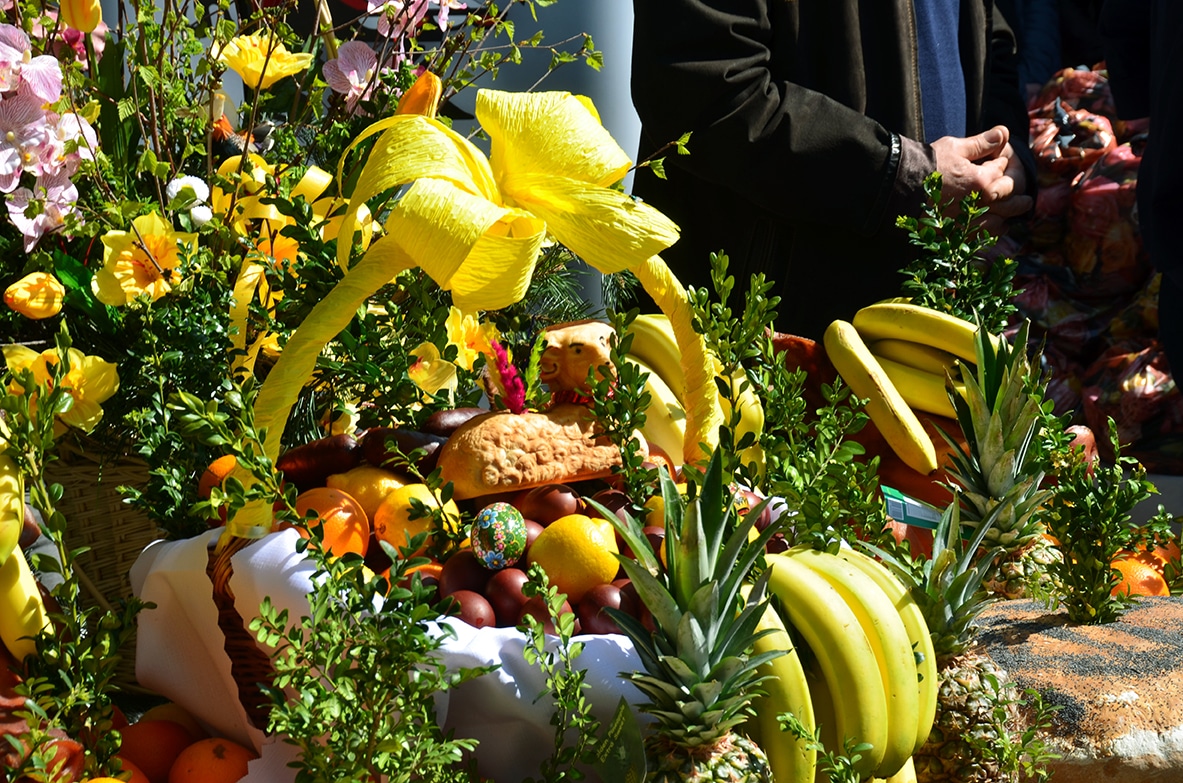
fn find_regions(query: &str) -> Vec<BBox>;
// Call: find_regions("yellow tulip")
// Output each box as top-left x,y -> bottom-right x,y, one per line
4,272 -> 64,320
407,342 -> 458,401
218,33 -> 314,92
2,345 -> 119,435
59,0 -> 102,33
445,307 -> 499,372
92,213 -> 197,306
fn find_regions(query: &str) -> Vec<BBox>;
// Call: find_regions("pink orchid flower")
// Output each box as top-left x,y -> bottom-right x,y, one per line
323,41 -> 378,114
0,24 -> 63,103
6,173 -> 80,251
0,93 -> 50,192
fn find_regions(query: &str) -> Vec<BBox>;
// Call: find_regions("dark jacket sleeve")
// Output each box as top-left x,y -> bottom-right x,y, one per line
629,0 -> 913,237
982,3 -> 1039,191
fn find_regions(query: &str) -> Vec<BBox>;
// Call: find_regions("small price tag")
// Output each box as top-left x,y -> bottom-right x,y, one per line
881,485 -> 942,530
590,697 -> 646,783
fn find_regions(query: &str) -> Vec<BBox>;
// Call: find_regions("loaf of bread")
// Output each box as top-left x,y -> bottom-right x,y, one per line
436,403 -> 646,499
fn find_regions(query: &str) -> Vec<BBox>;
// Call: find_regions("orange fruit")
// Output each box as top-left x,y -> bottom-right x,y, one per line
103,756 -> 151,783
167,736 -> 256,783
526,513 -> 620,603
119,719 -> 196,783
325,464 -> 409,521
198,455 -> 239,500
290,486 -> 371,558
372,483 -> 461,557
1111,555 -> 1170,597
137,702 -> 206,744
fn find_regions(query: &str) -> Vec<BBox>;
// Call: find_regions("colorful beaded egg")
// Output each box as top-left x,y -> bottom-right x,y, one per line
470,502 -> 527,570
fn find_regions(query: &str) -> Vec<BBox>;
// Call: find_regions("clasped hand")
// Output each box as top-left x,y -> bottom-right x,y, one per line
931,124 -> 1032,234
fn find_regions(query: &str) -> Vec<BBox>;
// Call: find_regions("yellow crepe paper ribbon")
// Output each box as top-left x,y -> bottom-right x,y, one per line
223,89 -> 723,541
227,165 -> 377,373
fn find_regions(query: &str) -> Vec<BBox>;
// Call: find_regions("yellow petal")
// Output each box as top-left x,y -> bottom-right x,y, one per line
74,353 -> 120,404
91,268 -> 129,306
408,342 -> 458,397
2,345 -> 38,374
378,178 -> 543,311
507,173 -> 679,275
478,90 -> 632,191
335,115 -> 498,270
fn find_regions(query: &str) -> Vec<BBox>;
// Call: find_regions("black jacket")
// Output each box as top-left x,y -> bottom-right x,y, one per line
630,0 -> 1033,339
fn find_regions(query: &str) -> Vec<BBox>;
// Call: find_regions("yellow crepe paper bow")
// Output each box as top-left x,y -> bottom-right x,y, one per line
224,88 -> 723,541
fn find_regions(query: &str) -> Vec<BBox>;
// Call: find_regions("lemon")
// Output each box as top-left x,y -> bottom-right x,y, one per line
526,513 -> 620,603
325,464 -> 409,521
372,483 -> 461,557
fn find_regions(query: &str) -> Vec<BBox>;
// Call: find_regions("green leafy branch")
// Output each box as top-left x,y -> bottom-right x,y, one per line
896,172 -> 1019,334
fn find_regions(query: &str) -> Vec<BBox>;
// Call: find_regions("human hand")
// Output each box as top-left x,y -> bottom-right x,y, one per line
930,126 -> 1032,234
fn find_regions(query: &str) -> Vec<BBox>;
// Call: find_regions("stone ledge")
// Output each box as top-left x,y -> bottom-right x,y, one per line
979,597 -> 1183,782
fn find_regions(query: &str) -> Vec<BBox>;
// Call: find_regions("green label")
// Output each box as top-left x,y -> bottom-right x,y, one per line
591,697 -> 646,783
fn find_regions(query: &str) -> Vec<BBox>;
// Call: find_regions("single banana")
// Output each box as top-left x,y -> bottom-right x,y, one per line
766,552 -> 888,778
785,548 -> 918,778
887,756 -> 918,783
625,313 -> 688,405
837,547 -> 938,756
0,455 -> 48,661
799,642 -> 839,762
869,338 -> 961,376
875,356 -> 964,419
623,356 -> 688,467
852,303 -> 995,365
0,547 -> 49,661
1,454 -> 23,564
823,320 -> 938,476
715,360 -> 766,479
743,585 -> 817,783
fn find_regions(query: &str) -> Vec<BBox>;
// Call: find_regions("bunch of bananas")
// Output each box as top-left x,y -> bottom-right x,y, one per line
823,302 -> 990,477
623,314 -> 765,475
0,454 -> 48,661
748,545 -> 937,783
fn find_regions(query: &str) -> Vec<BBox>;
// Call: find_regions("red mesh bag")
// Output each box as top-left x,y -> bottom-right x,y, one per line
1061,143 -> 1151,301
1081,341 -> 1183,472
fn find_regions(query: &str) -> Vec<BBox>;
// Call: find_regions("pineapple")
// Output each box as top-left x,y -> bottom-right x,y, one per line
865,497 -> 1023,783
605,449 -> 782,782
944,320 -> 1056,599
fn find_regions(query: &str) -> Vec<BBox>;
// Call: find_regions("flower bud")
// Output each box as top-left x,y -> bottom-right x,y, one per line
60,0 -> 103,33
4,272 -> 65,319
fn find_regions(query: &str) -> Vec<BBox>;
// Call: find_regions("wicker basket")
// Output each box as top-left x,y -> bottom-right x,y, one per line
206,536 -> 275,731
45,445 -> 164,693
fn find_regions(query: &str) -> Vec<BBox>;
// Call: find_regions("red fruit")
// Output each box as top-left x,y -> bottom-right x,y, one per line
446,590 -> 497,628
577,583 -> 633,635
484,567 -> 531,627
514,484 -> 582,526
518,595 -> 574,635
438,549 -> 493,598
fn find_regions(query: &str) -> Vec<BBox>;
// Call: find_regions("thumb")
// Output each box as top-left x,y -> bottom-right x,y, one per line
961,126 -> 1008,160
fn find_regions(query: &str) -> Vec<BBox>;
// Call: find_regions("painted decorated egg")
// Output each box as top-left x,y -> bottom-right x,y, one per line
471,502 -> 527,570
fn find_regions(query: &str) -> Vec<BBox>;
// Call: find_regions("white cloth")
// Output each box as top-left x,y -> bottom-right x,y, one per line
130,530 -> 643,783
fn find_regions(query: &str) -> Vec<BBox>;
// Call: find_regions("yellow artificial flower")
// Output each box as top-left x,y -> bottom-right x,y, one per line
2,345 -> 119,434
4,271 -> 64,319
59,0 -> 102,32
407,342 -> 457,402
92,213 -> 197,306
218,33 -> 314,91
445,307 -> 500,372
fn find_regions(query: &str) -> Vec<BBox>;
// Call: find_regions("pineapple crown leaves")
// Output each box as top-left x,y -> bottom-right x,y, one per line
595,449 -> 787,737
943,320 -> 1052,511
858,496 -> 1008,657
